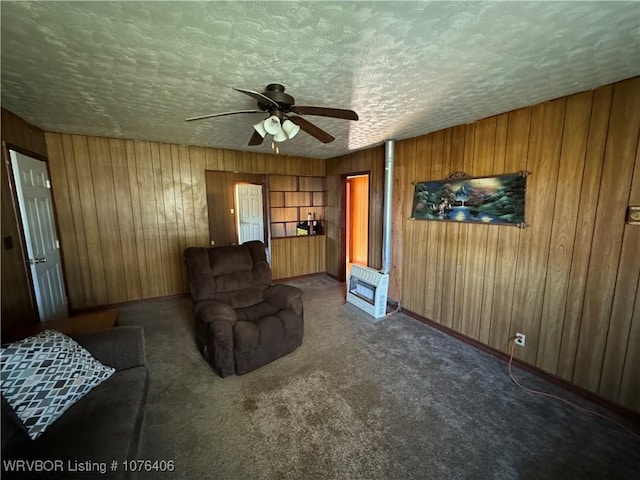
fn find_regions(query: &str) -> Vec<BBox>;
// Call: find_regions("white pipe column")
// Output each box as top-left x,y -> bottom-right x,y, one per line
381,140 -> 395,275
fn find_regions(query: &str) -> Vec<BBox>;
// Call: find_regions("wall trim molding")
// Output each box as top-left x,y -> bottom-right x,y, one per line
273,272 -> 330,283
4,142 -> 48,163
70,293 -> 190,316
72,272 -> 332,314
401,307 -> 640,424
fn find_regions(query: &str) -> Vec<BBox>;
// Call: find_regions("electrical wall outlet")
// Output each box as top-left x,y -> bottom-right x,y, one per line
515,333 -> 526,347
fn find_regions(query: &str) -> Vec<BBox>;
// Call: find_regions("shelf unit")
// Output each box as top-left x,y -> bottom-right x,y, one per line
269,175 -> 325,238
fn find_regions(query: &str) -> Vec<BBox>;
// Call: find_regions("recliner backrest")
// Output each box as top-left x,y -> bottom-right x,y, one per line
184,241 -> 272,308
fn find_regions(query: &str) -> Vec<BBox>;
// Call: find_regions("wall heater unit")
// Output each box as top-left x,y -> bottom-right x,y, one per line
346,265 -> 389,319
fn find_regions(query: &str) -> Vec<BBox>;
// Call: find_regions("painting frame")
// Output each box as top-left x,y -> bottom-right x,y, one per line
411,171 -> 528,227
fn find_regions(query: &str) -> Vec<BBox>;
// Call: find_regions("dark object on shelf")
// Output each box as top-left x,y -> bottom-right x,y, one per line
296,220 -> 322,236
296,222 -> 310,236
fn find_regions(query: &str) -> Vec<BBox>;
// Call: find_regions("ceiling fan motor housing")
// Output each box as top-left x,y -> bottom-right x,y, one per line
258,83 -> 295,111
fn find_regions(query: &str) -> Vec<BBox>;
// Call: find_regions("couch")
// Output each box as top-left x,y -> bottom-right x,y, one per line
184,240 -> 304,377
1,326 -> 148,479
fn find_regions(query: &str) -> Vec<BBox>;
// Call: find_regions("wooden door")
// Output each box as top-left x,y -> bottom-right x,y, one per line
10,150 -> 68,321
236,183 -> 264,244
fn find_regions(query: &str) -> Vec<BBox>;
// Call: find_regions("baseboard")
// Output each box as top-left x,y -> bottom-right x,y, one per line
70,293 -> 190,316
401,308 -> 640,424
273,272 -> 331,283
72,272 -> 327,312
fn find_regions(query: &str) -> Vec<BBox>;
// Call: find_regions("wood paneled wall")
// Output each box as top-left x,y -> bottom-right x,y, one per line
45,133 -> 324,309
1,109 -> 49,156
396,77 -> 640,412
325,146 -> 385,278
1,109 -> 48,334
270,235 -> 326,279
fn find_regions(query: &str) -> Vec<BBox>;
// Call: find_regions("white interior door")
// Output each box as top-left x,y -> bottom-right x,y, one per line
235,183 -> 264,244
10,150 -> 68,321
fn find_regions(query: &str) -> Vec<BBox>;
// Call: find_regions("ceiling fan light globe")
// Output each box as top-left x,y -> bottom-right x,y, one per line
282,119 -> 300,139
273,130 -> 288,142
253,120 -> 267,138
263,115 -> 282,135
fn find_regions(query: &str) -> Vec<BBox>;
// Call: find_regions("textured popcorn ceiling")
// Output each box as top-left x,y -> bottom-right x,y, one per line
1,1 -> 639,159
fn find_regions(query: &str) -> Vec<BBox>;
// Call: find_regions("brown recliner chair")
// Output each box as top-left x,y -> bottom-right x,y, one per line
183,241 -> 303,377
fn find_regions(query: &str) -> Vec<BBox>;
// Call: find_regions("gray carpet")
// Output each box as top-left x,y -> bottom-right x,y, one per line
117,275 -> 640,480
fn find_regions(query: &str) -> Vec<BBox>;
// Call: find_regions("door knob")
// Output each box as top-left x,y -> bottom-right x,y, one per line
32,257 -> 47,264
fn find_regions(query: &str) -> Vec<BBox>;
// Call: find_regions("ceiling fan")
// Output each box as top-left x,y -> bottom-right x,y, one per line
185,83 -> 358,146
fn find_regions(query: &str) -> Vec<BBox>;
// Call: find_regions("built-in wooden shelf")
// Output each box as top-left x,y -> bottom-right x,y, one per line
269,175 -> 325,238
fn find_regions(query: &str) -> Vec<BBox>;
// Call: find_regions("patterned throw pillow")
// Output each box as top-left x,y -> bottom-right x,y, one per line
1,330 -> 115,440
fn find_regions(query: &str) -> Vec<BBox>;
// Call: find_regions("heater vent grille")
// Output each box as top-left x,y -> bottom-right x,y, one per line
346,265 -> 389,319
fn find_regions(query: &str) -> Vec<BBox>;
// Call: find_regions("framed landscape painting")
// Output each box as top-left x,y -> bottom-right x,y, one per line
411,172 -> 527,226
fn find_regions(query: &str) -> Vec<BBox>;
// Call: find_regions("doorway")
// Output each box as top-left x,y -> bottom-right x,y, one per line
9,150 -> 68,321
235,183 -> 265,244
345,173 -> 369,280
205,171 -> 265,247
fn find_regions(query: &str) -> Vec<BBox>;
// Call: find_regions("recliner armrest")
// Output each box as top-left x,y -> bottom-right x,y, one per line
264,284 -> 303,312
194,301 -> 237,377
195,300 -> 238,324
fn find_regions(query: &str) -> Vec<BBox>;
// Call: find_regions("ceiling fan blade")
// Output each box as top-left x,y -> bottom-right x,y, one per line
289,116 -> 335,144
233,87 -> 280,109
185,110 -> 261,122
290,106 -> 358,121
248,131 -> 264,146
